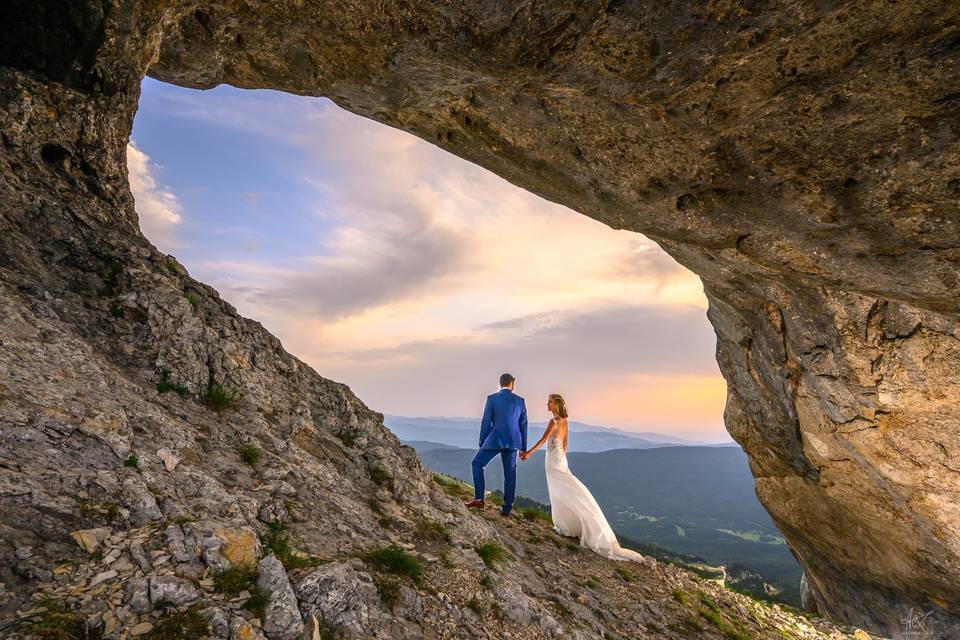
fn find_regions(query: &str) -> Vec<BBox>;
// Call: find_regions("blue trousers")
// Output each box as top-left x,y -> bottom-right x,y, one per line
471,448 -> 517,510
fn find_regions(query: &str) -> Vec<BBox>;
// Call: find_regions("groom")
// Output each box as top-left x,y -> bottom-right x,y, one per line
465,373 -> 528,516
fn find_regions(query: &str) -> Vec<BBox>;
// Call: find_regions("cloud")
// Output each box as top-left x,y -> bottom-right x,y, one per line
134,79 -> 726,436
127,142 -> 182,252
298,303 -> 724,435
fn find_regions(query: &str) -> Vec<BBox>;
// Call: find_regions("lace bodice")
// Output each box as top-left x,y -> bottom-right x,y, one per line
547,428 -> 564,454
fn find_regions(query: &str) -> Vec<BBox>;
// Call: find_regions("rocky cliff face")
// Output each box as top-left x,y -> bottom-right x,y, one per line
0,0 -> 958,637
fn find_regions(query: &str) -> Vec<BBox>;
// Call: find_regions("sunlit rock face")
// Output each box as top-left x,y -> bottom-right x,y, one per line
1,1 -> 958,635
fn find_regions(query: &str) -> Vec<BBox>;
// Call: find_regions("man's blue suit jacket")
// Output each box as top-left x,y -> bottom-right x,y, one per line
479,388 -> 528,451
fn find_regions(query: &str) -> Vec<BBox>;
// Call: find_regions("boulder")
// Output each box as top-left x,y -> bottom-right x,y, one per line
296,563 -> 384,637
256,553 -> 304,640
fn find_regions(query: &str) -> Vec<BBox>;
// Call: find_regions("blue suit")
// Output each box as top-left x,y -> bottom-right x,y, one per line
471,388 -> 528,511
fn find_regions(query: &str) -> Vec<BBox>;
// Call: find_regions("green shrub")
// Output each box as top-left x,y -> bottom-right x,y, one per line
110,306 -> 125,318
336,430 -> 358,446
363,546 -> 422,584
213,564 -> 257,595
122,454 -> 140,469
155,372 -> 188,396
671,587 -> 688,603
204,382 -> 240,412
474,542 -> 508,569
148,605 -> 208,639
239,443 -> 261,466
185,292 -> 198,311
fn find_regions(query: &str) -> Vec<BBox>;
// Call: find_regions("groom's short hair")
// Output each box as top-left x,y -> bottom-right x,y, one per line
500,373 -> 515,387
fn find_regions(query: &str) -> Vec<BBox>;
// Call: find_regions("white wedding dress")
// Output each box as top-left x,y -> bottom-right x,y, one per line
545,428 -> 656,566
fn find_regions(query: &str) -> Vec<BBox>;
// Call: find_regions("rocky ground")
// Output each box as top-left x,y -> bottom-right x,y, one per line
1,472 -> 874,640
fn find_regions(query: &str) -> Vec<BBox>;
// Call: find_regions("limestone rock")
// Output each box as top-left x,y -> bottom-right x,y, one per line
157,447 -> 181,472
121,477 -> 163,525
71,528 -> 112,554
126,578 -> 151,614
296,563 -> 385,637
215,526 -> 261,567
256,553 -> 304,640
129,542 -> 152,573
149,575 -> 201,608
202,606 -> 231,638
800,572 -> 820,614
89,569 -> 118,588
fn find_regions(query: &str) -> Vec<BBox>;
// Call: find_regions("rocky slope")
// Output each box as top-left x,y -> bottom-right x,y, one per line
1,0 -> 958,637
1,476 -> 870,640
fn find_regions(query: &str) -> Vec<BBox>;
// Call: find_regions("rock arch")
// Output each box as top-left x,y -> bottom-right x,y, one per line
1,1 -> 958,635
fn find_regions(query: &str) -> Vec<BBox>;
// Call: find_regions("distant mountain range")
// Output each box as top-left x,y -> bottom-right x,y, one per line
384,414 -> 735,453
405,439 -> 801,606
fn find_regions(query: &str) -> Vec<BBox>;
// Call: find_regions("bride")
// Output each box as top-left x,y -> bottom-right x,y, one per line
520,394 -> 657,567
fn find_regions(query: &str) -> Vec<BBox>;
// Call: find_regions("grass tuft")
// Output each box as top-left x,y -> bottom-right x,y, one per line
466,597 -> 483,614
431,472 -> 472,498
518,506 -> 552,523
155,372 -> 188,396
243,586 -> 269,620
19,599 -> 96,640
204,382 -> 240,412
122,454 -> 140,469
148,605 -> 208,640
363,545 -> 422,584
213,563 -> 257,595
185,292 -> 198,311
615,566 -> 633,582
474,541 -> 509,569
239,443 -> 261,466
415,519 -> 451,544
336,430 -> 358,447
261,519 -> 322,570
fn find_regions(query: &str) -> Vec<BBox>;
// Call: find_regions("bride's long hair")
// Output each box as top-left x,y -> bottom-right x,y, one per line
549,393 -> 569,419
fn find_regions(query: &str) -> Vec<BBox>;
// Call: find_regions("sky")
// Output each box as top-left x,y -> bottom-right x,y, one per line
130,78 -> 730,443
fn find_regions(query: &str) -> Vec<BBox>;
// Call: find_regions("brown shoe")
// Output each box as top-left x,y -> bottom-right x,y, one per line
465,499 -> 485,509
